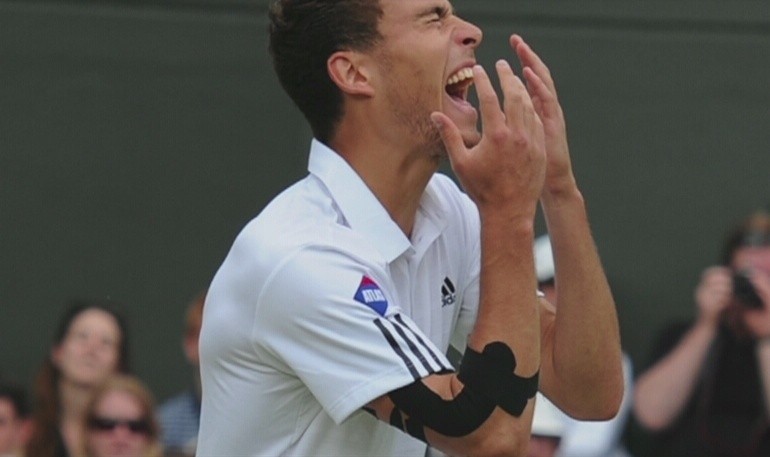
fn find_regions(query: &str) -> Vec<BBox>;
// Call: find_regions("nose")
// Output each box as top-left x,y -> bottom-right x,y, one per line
84,334 -> 102,352
106,423 -> 133,441
455,17 -> 483,49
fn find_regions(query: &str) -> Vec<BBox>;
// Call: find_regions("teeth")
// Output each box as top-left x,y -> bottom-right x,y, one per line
447,67 -> 474,86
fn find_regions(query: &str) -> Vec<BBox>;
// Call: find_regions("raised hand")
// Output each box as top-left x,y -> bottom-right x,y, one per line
694,266 -> 734,327
510,35 -> 576,197
431,61 -> 546,220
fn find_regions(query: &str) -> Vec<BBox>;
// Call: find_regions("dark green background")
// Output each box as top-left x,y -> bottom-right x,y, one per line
2,0 -> 769,453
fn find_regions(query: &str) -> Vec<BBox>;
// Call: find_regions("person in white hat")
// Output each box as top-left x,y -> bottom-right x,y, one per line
535,235 -> 634,457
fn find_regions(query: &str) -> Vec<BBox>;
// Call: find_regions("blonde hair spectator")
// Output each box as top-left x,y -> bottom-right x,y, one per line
78,375 -> 162,457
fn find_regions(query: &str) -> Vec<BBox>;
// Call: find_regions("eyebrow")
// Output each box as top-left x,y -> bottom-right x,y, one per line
416,3 -> 454,20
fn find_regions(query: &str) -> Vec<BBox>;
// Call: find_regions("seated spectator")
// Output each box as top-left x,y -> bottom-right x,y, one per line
0,382 -> 31,457
535,235 -> 634,457
633,209 -> 770,456
78,375 -> 162,457
27,299 -> 130,457
158,290 -> 205,456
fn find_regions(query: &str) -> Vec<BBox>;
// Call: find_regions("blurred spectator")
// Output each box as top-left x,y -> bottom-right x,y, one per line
78,375 -> 162,457
633,209 -> 770,456
158,291 -> 205,456
26,299 -> 130,457
0,381 -> 31,457
535,235 -> 634,457
528,393 -> 566,457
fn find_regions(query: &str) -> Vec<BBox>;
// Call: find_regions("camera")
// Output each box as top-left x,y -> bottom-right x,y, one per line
733,271 -> 763,309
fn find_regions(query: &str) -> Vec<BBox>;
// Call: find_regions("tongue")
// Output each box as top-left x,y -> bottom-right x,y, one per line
447,92 -> 474,110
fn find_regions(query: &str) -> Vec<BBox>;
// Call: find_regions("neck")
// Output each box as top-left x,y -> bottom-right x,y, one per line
332,128 -> 441,237
58,379 -> 92,455
58,378 -> 92,422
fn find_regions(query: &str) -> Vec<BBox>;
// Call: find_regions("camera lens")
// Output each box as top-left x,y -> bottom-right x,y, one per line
733,271 -> 763,309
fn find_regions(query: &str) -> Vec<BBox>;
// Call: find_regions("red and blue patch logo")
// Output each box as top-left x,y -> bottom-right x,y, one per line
354,276 -> 388,316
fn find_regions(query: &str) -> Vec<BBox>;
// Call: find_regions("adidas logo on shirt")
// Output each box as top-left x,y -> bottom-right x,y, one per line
441,277 -> 456,307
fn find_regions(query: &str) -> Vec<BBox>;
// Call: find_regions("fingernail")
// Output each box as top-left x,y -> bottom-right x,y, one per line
496,60 -> 510,69
430,113 -> 444,129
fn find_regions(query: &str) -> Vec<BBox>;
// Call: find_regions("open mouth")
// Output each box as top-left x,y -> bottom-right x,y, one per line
445,67 -> 474,102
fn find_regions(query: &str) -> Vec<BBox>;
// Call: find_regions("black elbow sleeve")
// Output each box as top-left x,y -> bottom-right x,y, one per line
387,341 -> 539,439
389,377 -> 495,438
457,341 -> 539,417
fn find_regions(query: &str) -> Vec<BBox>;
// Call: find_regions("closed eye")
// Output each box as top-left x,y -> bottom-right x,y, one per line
422,5 -> 451,24
433,6 -> 449,20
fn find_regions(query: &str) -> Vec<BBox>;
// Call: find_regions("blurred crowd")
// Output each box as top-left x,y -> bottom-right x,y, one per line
3,208 -> 770,457
0,293 -> 204,457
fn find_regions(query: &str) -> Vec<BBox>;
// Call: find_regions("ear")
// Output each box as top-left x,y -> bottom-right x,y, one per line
327,51 -> 375,97
183,334 -> 200,366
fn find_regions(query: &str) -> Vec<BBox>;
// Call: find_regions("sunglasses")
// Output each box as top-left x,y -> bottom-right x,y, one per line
88,417 -> 151,434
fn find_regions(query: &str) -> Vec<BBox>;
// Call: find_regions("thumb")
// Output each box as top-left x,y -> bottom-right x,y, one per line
431,112 -> 467,166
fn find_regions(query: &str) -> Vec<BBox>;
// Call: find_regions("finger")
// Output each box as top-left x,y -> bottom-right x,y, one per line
510,34 -> 557,96
431,112 -> 468,166
704,266 -> 732,280
522,67 -> 558,120
472,64 -> 506,131
496,60 -> 535,130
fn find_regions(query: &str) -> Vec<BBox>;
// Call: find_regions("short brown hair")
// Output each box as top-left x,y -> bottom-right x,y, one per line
268,0 -> 383,143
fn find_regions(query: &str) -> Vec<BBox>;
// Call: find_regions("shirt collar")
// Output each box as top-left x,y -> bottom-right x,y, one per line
307,139 -> 413,263
412,185 -> 448,256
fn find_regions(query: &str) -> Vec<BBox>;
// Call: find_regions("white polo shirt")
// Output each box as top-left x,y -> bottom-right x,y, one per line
197,140 -> 482,456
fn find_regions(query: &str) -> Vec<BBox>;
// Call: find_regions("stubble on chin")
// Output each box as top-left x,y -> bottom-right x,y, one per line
424,121 -> 483,160
424,123 -> 447,159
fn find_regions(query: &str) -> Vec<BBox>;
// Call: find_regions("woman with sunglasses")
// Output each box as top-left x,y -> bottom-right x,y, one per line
79,375 -> 162,457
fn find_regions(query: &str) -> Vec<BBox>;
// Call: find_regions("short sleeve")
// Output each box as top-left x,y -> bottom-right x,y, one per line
256,245 -> 454,424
